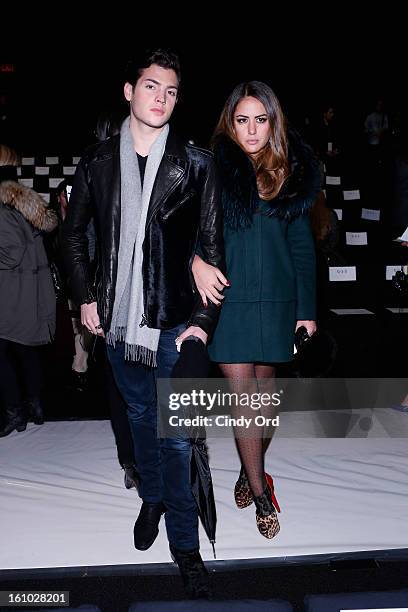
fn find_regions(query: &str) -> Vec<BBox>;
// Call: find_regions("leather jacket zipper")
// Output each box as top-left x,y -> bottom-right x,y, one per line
162,189 -> 196,220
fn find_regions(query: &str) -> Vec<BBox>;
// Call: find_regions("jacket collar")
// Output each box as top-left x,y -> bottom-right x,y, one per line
91,127 -> 189,227
163,128 -> 189,164
93,126 -> 187,164
0,180 -> 57,232
147,128 -> 187,226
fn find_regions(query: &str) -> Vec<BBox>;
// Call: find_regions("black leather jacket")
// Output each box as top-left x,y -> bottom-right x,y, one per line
62,130 -> 225,335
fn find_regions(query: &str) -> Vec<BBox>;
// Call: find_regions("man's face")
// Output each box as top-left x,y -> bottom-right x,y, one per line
124,64 -> 179,129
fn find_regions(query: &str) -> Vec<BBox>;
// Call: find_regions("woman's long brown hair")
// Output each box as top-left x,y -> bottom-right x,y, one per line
212,81 -> 289,200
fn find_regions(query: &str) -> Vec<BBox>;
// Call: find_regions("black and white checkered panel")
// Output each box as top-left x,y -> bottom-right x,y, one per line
17,155 -> 80,206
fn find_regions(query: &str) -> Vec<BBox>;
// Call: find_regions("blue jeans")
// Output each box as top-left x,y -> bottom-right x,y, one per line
106,324 -> 198,551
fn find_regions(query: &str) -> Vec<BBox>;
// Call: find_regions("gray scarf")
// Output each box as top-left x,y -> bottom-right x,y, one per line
106,118 -> 169,366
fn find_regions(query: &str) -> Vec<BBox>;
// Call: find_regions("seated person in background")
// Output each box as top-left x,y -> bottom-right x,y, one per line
311,103 -> 340,161
48,179 -> 94,392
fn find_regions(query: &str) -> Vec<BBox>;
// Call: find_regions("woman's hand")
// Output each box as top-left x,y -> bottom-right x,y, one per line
192,255 -> 230,306
296,320 -> 317,337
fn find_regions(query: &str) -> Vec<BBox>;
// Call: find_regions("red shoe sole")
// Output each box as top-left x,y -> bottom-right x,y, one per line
265,473 -> 281,513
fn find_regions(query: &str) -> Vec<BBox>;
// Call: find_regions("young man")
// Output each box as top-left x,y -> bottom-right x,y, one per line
62,49 -> 224,598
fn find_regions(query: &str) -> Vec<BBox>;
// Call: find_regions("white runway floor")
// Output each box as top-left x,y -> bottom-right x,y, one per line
0,416 -> 407,571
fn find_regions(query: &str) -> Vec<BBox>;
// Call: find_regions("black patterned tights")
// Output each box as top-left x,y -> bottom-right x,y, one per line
219,363 -> 277,497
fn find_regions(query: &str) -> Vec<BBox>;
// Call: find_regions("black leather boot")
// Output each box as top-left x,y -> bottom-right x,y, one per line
170,545 -> 210,599
133,502 -> 166,550
0,404 -> 27,437
68,370 -> 88,393
25,398 -> 44,425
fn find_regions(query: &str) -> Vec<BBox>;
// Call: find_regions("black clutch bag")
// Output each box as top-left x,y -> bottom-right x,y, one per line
294,326 -> 311,352
293,327 -> 337,377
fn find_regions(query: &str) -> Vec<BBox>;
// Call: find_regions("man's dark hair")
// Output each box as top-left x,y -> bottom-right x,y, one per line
124,48 -> 181,89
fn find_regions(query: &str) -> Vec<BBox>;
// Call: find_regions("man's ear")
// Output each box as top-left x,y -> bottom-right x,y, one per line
124,82 -> 133,102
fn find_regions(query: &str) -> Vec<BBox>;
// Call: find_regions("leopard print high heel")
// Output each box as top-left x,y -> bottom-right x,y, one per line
234,468 -> 253,509
234,468 -> 281,514
254,485 -> 280,539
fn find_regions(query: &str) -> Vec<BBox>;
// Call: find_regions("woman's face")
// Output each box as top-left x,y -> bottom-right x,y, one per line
233,96 -> 271,156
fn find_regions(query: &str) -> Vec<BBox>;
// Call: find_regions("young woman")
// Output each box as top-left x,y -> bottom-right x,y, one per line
0,145 -> 57,436
192,81 -> 322,538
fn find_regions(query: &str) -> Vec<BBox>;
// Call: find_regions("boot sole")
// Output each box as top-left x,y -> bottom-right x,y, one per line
134,528 -> 159,551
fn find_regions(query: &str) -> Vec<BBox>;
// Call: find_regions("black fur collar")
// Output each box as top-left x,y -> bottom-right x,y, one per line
213,126 -> 323,230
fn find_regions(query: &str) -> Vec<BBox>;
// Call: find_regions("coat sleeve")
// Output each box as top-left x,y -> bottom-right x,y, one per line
0,211 -> 27,270
287,213 -> 317,320
187,156 -> 226,337
61,156 -> 95,305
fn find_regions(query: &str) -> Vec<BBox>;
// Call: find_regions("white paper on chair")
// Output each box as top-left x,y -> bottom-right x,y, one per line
326,176 -> 341,185
35,166 -> 49,175
329,266 -> 357,281
361,208 -> 380,221
19,178 -> 33,188
49,178 -> 65,188
386,265 -> 408,280
343,189 -> 360,200
346,232 -> 368,245
63,166 -> 76,175
394,226 -> 408,242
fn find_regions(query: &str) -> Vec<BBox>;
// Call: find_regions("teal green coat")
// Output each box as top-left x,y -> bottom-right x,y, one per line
208,132 -> 321,364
